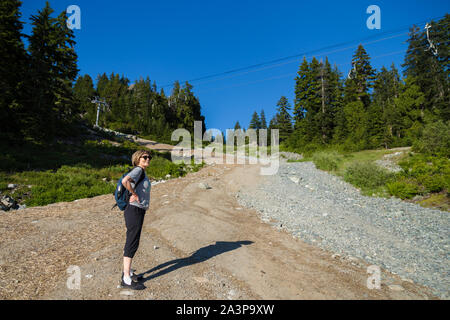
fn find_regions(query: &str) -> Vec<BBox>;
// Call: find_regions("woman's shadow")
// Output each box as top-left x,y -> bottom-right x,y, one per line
140,240 -> 253,283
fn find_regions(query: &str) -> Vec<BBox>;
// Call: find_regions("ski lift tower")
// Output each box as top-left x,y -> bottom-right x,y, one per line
91,96 -> 109,127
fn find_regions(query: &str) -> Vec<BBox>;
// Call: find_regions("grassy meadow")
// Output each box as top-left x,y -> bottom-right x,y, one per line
287,148 -> 449,211
0,129 -> 204,208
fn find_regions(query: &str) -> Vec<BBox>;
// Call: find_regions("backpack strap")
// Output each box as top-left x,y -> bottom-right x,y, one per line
111,167 -> 146,211
111,167 -> 143,211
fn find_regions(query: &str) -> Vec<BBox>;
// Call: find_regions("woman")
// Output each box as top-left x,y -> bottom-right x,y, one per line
120,150 -> 152,290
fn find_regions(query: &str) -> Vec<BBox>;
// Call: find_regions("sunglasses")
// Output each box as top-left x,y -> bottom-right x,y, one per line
141,155 -> 151,160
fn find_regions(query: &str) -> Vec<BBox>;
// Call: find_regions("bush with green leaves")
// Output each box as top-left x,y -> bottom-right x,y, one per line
344,161 -> 395,190
416,174 -> 447,193
412,120 -> 450,157
312,151 -> 343,171
0,182 -> 8,192
24,166 -> 119,207
386,180 -> 421,199
398,153 -> 449,194
146,157 -> 186,180
1,156 -> 206,207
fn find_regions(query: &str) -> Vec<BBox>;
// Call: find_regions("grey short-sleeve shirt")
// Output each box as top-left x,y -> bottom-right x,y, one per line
126,167 -> 151,210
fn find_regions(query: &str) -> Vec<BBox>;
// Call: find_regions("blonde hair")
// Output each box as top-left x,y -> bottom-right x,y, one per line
131,150 -> 151,167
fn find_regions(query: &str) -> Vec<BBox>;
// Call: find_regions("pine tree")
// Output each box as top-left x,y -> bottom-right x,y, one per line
73,74 -> 95,123
27,2 -> 57,139
347,44 -> 376,108
317,58 -> 340,144
269,115 -> 278,130
293,57 -> 321,144
430,15 -> 449,120
27,1 -> 79,139
0,0 -> 27,142
294,57 -> 310,125
249,111 -> 261,129
403,16 -> 449,121
53,10 -> 79,122
234,121 -> 241,130
368,64 -> 401,148
132,77 -> 152,133
275,96 -> 293,143
169,81 -> 204,133
96,73 -> 129,128
394,77 -> 426,143
260,109 -> 267,129
267,114 -> 279,146
343,100 -> 368,150
328,63 -> 344,143
183,81 -> 205,133
338,45 -> 375,149
293,57 -> 341,145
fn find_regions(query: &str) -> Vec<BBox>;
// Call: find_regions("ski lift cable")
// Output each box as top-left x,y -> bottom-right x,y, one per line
192,32 -> 411,87
160,15 -> 446,89
193,21 -> 448,85
195,41 -> 448,93
167,19 -> 447,88
197,40 -> 448,92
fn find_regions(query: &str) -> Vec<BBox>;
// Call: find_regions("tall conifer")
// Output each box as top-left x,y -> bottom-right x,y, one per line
0,0 -> 27,142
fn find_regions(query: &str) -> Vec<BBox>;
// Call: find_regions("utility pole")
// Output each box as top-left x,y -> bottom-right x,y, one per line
320,59 -> 325,114
90,96 -> 109,127
320,58 -> 326,143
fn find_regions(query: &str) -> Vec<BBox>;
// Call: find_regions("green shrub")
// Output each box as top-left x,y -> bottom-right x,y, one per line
344,161 -> 394,189
386,180 -> 420,199
312,151 -> 343,171
147,156 -> 184,180
412,120 -> 450,157
417,174 -> 446,193
0,182 -> 7,192
398,154 -> 450,193
25,168 -> 117,207
15,157 -> 207,207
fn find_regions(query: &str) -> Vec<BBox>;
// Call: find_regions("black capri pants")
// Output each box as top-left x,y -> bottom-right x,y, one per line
123,204 -> 146,258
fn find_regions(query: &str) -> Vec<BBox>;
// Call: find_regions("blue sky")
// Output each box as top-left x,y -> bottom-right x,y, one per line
20,0 -> 449,133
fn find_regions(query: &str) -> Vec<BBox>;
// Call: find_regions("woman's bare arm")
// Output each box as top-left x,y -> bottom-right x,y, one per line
122,175 -> 139,202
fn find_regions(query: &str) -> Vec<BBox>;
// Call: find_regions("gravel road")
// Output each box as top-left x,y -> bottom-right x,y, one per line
0,162 -> 439,299
236,161 -> 449,299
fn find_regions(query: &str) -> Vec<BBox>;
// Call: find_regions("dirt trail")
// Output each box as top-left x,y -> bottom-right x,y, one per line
0,163 -> 437,300
134,137 -> 178,153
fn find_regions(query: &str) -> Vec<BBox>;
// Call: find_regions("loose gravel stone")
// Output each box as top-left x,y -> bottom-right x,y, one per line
236,161 -> 450,298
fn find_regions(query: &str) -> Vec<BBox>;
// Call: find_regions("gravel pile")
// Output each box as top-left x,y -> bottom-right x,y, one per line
236,161 -> 449,298
374,151 -> 404,173
276,152 -> 304,161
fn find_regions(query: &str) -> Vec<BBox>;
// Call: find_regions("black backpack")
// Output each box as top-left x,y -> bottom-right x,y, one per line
112,167 -> 145,210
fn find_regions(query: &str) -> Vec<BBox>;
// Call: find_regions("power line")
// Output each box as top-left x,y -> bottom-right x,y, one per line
160,15 -> 446,89
192,31 -> 410,87
195,40 -> 449,93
